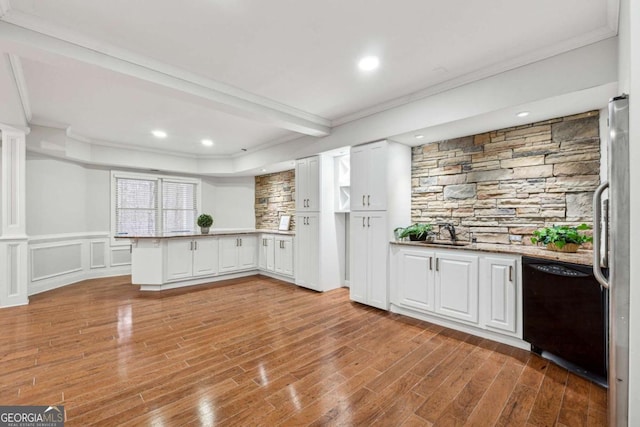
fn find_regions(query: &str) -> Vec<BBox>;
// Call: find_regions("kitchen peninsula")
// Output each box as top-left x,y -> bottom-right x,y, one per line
121,229 -> 294,291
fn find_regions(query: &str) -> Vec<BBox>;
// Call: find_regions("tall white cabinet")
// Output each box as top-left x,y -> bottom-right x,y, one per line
294,155 -> 342,292
349,140 -> 411,309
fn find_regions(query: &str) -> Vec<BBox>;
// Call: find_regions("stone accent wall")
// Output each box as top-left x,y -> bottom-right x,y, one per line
255,170 -> 296,230
411,111 -> 600,245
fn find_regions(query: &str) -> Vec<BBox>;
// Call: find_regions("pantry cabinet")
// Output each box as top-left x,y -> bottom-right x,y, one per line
295,213 -> 320,290
350,212 -> 388,309
350,141 -> 388,211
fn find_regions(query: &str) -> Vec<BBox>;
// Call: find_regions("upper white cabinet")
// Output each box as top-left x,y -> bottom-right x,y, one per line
296,156 -> 320,211
351,141 -> 390,211
480,255 -> 519,336
165,237 -> 218,281
219,235 -> 257,274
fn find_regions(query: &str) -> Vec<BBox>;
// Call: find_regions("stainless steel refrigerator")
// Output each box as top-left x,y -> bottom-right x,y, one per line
593,94 -> 630,427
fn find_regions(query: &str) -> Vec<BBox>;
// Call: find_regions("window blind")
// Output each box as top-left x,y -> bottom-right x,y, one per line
115,178 -> 158,236
162,180 -> 197,233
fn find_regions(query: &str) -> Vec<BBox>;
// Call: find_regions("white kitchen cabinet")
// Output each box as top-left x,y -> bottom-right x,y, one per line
481,255 -> 519,335
434,252 -> 479,324
392,247 -> 436,312
165,237 -> 218,281
295,213 -> 320,290
350,212 -> 389,310
350,141 -> 389,211
274,236 -> 294,277
218,235 -> 257,273
259,234 -> 294,278
390,244 -> 526,350
295,156 -> 320,211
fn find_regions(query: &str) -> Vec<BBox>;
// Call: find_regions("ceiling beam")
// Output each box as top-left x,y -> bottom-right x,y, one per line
0,15 -> 331,137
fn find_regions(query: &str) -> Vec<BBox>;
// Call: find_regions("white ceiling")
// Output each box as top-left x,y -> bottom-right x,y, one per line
0,0 -> 618,168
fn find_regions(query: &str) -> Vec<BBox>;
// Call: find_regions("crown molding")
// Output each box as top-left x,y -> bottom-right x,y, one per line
0,12 -> 331,137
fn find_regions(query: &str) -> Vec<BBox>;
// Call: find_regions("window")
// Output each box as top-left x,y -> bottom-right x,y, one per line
112,172 -> 201,239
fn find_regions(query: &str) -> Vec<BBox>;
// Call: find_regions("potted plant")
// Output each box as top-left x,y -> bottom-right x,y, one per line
395,223 -> 434,241
197,214 -> 214,234
530,224 -> 592,252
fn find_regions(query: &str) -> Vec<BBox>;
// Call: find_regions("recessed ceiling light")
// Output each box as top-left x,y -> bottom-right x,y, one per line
415,134 -> 424,139
516,111 -> 530,118
358,56 -> 380,71
201,139 -> 214,147
151,130 -> 167,138
261,168 -> 267,172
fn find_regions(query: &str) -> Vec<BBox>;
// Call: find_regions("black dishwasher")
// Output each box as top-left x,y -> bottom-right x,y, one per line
523,256 -> 608,386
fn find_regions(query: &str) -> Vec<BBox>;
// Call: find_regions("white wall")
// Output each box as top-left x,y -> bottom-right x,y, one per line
201,176 -> 255,229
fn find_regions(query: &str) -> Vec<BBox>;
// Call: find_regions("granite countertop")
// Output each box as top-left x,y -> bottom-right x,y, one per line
116,229 -> 296,239
391,240 -> 593,266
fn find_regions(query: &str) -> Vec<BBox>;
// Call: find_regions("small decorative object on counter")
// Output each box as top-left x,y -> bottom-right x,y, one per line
197,214 -> 214,234
394,223 -> 435,242
530,224 -> 592,253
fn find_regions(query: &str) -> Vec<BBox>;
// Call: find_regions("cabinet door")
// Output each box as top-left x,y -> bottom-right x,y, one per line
367,213 -> 389,309
435,252 -> 479,323
258,236 -> 268,270
192,238 -> 218,277
165,239 -> 193,281
275,237 -> 294,277
395,249 -> 436,312
350,145 -> 368,211
481,256 -> 517,334
294,215 -> 307,286
366,141 -> 388,211
306,156 -> 320,211
218,236 -> 239,273
349,213 -> 369,304
296,214 -> 320,291
295,159 -> 308,211
238,236 -> 257,269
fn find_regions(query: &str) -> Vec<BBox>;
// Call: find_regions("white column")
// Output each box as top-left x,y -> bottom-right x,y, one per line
0,127 -> 28,307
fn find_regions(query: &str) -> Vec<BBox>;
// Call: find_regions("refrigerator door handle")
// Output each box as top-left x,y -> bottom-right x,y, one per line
592,180 -> 610,289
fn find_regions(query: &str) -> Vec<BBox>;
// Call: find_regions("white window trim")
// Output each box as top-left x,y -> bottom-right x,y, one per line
110,171 -> 202,246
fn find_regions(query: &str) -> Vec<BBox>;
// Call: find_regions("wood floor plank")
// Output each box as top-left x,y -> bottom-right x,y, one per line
0,275 -> 606,426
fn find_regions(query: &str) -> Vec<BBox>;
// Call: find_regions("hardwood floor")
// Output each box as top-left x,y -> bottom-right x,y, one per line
0,275 -> 607,426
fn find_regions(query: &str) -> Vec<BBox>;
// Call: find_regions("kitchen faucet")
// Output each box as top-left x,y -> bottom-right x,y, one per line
442,223 -> 457,241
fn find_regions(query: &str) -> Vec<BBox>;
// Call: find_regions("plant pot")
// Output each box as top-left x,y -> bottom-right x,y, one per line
409,234 -> 427,241
546,242 -> 579,253
200,227 -> 210,234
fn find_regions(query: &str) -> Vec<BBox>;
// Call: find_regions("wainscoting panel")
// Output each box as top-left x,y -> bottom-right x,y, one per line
28,233 -> 131,296
31,242 -> 83,282
90,240 -> 107,269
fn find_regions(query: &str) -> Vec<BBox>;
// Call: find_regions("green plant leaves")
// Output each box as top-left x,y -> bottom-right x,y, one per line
395,223 -> 433,239
530,223 -> 592,247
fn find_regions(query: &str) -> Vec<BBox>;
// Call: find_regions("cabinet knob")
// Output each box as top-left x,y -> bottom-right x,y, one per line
367,217 -> 370,227
435,258 -> 439,271
509,265 -> 513,282
362,195 -> 365,206
362,216 -> 365,227
367,195 -> 370,206
429,257 -> 433,271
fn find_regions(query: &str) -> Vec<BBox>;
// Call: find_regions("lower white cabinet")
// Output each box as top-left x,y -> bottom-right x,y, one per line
219,235 -> 257,273
391,244 -> 523,346
350,212 -> 388,309
259,234 -> 294,278
165,237 -> 218,281
480,255 -> 519,336
295,213 -> 320,290
435,252 -> 479,324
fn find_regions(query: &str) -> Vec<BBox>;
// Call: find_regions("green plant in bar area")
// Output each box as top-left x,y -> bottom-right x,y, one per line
197,214 -> 214,230
394,223 -> 434,241
531,224 -> 592,249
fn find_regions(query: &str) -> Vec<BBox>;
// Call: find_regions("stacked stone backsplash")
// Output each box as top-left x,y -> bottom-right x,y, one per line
255,170 -> 296,230
411,111 -> 600,245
